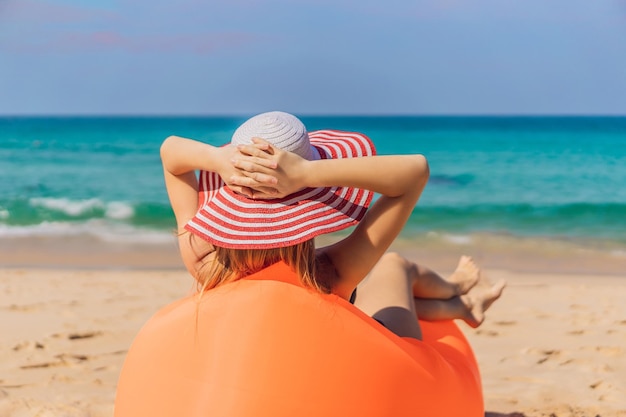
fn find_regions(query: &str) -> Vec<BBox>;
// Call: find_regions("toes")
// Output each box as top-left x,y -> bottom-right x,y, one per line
458,255 -> 472,267
491,279 -> 507,297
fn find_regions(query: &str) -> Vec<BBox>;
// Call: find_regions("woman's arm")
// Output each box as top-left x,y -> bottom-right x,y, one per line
313,155 -> 429,299
231,139 -> 430,298
160,135 -> 274,278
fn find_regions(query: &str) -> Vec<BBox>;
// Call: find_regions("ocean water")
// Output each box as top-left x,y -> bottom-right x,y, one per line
1,116 -> 626,250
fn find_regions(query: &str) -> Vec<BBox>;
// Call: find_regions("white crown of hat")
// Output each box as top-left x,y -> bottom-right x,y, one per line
231,111 -> 316,160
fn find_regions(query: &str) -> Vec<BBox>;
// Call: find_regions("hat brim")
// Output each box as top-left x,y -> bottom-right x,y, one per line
185,130 -> 376,249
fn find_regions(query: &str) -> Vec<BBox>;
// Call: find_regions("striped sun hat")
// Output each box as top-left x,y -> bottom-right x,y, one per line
184,111 -> 376,249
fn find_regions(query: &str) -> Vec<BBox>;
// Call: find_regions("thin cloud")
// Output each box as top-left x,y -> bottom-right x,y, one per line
0,30 -> 262,54
0,0 -> 265,55
0,0 -> 118,23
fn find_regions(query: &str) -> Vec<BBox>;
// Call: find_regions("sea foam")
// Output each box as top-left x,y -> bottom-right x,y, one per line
0,220 -> 174,244
29,197 -> 135,219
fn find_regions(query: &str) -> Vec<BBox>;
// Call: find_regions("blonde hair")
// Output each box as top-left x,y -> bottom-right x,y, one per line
195,239 -> 329,294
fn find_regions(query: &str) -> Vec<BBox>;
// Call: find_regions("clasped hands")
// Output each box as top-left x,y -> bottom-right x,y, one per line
221,137 -> 307,200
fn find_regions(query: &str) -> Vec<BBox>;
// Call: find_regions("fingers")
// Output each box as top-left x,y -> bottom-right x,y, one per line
237,143 -> 274,159
242,170 -> 278,185
227,137 -> 294,200
229,186 -> 280,200
233,144 -> 277,174
228,185 -> 254,198
230,173 -> 278,188
232,155 -> 277,172
236,141 -> 277,163
249,190 -> 283,200
250,137 -> 275,154
229,175 -> 282,199
235,137 -> 278,163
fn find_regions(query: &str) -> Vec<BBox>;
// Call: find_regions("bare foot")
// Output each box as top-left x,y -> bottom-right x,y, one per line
448,255 -> 481,296
460,278 -> 506,328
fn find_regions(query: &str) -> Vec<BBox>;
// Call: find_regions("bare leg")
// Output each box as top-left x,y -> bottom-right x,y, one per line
411,255 -> 480,299
354,252 -> 505,339
414,278 -> 506,328
354,252 -> 423,339
460,277 -> 506,327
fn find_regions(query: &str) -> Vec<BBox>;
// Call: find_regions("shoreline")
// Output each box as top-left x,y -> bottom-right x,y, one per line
3,232 -> 625,276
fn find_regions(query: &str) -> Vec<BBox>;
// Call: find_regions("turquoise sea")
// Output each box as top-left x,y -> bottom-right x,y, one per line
1,116 -> 626,252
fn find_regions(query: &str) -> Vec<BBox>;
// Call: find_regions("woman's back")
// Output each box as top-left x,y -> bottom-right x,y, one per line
114,262 -> 483,417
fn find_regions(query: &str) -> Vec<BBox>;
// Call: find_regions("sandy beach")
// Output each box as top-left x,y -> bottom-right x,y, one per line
1,238 -> 625,417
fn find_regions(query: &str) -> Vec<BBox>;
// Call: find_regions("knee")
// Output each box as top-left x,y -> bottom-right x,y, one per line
380,252 -> 411,269
378,252 -> 418,281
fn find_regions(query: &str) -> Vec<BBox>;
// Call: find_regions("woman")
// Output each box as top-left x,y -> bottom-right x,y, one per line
114,112 -> 504,416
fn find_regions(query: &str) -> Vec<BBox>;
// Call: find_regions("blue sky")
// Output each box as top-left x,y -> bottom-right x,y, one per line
1,0 -> 625,115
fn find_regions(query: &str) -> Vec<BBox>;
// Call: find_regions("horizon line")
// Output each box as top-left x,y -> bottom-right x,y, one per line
2,113 -> 626,118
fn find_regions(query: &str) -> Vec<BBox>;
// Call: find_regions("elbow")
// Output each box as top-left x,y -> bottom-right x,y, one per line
413,154 -> 430,185
404,155 -> 429,199
160,136 -> 176,160
160,136 -> 185,171
389,155 -> 429,198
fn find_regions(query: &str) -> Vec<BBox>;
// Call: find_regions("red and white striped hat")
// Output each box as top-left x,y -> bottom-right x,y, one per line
185,111 -> 376,249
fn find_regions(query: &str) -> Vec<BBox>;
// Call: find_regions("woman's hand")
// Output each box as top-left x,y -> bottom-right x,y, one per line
229,138 -> 309,199
212,144 -> 261,198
